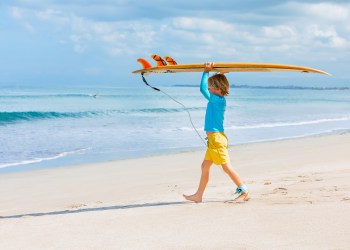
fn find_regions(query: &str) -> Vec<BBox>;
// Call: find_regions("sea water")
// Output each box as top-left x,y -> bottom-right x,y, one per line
1,83 -> 350,173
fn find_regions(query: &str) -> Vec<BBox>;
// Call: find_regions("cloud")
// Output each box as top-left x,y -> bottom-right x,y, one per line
262,25 -> 296,39
6,1 -> 350,68
10,7 -> 23,19
23,22 -> 35,33
308,25 -> 349,48
172,17 -> 235,33
9,6 -> 36,33
304,2 -> 349,21
73,44 -> 85,53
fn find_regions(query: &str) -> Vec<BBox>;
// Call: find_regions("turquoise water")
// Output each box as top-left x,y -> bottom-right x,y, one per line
1,83 -> 350,173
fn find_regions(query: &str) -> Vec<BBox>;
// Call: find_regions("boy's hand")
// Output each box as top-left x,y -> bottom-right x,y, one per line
204,62 -> 214,72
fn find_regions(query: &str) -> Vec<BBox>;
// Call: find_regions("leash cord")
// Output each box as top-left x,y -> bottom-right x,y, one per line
141,73 -> 207,147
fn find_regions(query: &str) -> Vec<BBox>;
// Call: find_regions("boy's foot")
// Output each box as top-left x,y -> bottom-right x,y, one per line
183,194 -> 202,203
233,184 -> 250,201
234,192 -> 250,201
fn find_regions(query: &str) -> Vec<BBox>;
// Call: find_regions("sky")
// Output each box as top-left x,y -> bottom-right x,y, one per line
1,0 -> 350,87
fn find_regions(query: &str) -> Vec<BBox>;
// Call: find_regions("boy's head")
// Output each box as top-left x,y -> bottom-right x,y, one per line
208,73 -> 230,96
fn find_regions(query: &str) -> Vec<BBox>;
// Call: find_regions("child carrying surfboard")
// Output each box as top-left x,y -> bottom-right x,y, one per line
183,62 -> 249,202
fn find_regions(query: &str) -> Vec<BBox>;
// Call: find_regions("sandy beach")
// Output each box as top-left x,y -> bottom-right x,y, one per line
1,133 -> 350,249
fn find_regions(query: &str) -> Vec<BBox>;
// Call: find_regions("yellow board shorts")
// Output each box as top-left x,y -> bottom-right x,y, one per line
204,132 -> 230,165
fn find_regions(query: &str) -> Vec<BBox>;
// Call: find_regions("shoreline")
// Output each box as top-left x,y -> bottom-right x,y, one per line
1,128 -> 349,175
1,132 -> 350,249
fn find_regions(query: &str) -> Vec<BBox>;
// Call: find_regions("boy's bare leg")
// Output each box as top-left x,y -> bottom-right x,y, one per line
183,160 -> 213,202
221,163 -> 243,186
221,163 -> 250,200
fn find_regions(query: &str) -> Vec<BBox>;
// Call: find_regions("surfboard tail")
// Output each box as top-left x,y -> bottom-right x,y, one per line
137,58 -> 153,69
151,54 -> 167,66
164,56 -> 177,65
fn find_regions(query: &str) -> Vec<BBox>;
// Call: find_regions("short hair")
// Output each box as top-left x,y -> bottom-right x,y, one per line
208,74 -> 230,96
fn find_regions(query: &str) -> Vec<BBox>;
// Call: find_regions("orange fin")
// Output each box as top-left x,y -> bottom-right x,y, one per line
164,56 -> 177,65
151,54 -> 167,66
137,58 -> 153,69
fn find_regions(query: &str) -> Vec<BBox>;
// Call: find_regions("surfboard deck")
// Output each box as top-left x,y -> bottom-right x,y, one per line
132,56 -> 330,75
133,62 -> 330,75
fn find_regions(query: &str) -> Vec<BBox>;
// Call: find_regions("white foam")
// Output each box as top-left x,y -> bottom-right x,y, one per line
226,117 -> 350,130
173,116 -> 350,131
0,148 -> 91,169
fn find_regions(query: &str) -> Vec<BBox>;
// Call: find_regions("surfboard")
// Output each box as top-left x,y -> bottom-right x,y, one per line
132,55 -> 330,75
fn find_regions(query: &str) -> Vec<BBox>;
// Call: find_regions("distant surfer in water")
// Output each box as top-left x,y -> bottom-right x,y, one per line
183,62 -> 249,202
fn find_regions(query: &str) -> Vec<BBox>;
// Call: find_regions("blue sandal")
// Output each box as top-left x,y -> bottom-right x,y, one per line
234,184 -> 250,201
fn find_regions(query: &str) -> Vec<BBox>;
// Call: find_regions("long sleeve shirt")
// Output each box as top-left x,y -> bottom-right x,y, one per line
200,72 -> 226,132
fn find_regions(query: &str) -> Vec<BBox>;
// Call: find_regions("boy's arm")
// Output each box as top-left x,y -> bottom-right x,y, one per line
200,72 -> 210,100
200,62 -> 214,101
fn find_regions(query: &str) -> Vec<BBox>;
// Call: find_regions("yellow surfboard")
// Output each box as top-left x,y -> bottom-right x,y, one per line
132,55 -> 330,75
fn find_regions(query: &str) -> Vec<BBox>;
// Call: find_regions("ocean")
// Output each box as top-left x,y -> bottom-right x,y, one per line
1,83 -> 350,173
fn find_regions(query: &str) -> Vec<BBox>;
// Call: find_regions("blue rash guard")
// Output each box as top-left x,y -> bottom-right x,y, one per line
200,72 -> 226,132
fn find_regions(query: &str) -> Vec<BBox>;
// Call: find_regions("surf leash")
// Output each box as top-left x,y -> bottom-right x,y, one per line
141,73 -> 207,147
141,73 -> 160,91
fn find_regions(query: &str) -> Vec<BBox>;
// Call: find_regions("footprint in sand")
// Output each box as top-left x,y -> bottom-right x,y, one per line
321,186 -> 338,192
300,179 -> 313,182
272,187 -> 288,195
298,174 -> 323,182
297,175 -> 313,182
68,203 -> 87,209
168,184 -> 178,191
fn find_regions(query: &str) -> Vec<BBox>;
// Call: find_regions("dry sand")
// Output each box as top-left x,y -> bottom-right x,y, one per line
1,133 -> 350,249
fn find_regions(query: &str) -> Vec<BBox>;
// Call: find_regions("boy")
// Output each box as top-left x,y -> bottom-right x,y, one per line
183,62 -> 249,202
